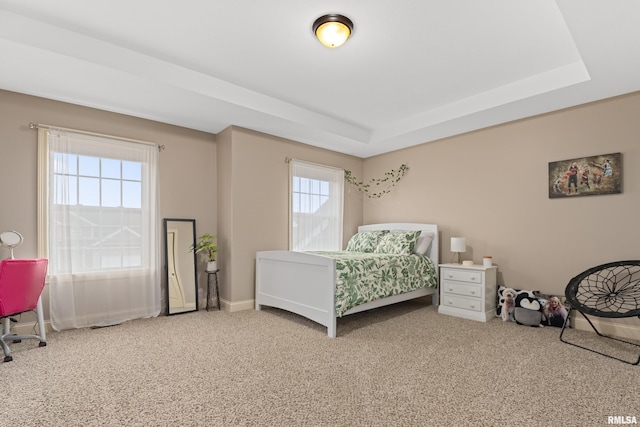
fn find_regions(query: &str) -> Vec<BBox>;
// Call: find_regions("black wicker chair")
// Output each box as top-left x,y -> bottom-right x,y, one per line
560,260 -> 640,365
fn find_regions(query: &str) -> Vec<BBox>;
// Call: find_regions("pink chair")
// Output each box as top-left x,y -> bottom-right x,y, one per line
0,259 -> 48,362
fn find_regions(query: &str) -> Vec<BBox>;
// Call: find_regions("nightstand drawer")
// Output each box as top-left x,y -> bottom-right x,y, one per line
441,294 -> 483,312
441,269 -> 482,283
441,281 -> 482,298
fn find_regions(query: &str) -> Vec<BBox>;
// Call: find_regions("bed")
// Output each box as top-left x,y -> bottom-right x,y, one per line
255,223 -> 439,337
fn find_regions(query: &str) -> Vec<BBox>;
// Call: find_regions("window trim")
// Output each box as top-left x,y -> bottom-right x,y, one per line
36,125 -> 158,270
288,159 -> 344,252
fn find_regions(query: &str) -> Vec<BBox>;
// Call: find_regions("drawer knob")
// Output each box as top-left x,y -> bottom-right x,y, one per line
447,273 -> 453,278
470,290 -> 475,295
448,300 -> 453,305
471,276 -> 477,281
448,287 -> 453,291
470,304 -> 475,308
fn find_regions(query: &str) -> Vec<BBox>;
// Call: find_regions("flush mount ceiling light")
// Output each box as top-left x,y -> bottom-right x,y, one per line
313,14 -> 354,48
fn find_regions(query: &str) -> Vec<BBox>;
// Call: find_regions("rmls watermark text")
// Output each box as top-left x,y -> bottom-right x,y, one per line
608,416 -> 637,425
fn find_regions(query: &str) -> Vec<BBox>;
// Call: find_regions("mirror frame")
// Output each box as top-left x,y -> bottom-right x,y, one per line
163,218 -> 198,315
0,230 -> 24,259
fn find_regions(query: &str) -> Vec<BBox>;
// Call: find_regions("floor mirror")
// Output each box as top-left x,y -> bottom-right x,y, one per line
164,218 -> 198,315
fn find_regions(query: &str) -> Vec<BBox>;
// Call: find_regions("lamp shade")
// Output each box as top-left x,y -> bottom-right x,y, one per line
451,237 -> 466,253
313,14 -> 354,48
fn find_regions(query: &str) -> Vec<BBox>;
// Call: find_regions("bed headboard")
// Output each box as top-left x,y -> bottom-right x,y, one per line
357,223 -> 439,267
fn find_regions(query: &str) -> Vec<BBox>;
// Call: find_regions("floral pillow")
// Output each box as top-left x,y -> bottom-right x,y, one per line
345,230 -> 388,253
374,230 -> 422,255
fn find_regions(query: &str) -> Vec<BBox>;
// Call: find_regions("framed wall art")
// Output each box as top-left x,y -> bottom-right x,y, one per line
549,152 -> 622,198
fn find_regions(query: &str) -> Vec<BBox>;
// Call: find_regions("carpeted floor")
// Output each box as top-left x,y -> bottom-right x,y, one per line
2,299 -> 639,426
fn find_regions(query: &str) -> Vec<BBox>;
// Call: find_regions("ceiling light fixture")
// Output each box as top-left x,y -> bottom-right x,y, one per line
313,14 -> 354,48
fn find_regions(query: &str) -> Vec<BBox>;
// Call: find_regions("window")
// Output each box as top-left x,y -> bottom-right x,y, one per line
38,127 -> 161,330
289,160 -> 344,251
51,153 -> 145,272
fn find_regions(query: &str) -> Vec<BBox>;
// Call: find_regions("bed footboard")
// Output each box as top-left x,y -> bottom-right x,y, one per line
255,251 -> 339,337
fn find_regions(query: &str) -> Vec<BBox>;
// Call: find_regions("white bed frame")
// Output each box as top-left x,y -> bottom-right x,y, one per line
255,223 -> 439,337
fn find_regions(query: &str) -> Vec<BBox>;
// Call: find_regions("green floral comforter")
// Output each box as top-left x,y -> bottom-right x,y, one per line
307,251 -> 438,317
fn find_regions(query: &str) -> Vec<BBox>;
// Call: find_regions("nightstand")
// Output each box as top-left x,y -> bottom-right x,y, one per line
438,263 -> 497,322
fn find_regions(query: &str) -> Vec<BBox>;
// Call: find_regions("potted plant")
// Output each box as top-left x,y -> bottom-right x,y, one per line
191,233 -> 218,272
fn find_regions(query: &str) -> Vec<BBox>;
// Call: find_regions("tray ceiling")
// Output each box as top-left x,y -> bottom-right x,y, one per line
1,0 -> 639,157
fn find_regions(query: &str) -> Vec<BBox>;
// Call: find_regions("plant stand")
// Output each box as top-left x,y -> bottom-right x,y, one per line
206,269 -> 220,311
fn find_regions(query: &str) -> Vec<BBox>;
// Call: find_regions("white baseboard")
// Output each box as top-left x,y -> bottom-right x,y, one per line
7,301 -> 258,336
6,320 -> 54,335
224,299 -> 254,312
572,316 -> 640,341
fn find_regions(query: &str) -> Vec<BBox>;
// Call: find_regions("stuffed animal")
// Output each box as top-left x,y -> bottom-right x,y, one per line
501,287 -> 517,322
513,293 -> 543,327
542,296 -> 569,327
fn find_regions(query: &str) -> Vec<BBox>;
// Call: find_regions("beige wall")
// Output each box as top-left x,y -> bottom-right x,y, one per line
217,127 -> 363,308
4,87 -> 639,335
0,89 -> 363,319
363,92 -> 640,300
0,89 -> 216,316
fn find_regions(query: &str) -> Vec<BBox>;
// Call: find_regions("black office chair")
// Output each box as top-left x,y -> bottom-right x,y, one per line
559,260 -> 640,365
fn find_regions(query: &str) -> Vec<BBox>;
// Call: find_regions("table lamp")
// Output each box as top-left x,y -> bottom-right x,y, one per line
450,237 -> 466,264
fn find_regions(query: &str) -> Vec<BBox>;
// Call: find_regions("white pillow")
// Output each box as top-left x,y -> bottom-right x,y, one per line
413,232 -> 434,255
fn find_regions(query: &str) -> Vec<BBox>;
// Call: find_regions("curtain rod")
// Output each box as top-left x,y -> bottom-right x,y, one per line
285,156 -> 344,172
29,122 -> 165,151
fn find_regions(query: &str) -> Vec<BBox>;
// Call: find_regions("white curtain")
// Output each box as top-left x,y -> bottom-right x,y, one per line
289,160 -> 344,251
38,128 -> 161,330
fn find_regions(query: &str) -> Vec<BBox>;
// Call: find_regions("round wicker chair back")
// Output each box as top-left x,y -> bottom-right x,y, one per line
561,260 -> 640,365
565,260 -> 640,319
